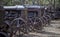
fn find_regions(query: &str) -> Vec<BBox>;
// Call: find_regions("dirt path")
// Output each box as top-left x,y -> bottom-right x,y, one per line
22,20 -> 60,37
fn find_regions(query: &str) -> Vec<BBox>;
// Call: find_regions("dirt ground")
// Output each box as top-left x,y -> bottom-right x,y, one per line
22,19 -> 60,37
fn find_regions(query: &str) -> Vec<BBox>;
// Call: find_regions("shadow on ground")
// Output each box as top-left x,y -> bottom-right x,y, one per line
21,31 -> 60,37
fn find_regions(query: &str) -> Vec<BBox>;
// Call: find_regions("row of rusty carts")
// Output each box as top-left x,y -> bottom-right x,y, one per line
0,5 -> 53,37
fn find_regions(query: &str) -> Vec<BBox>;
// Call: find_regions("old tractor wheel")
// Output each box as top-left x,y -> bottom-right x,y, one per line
32,17 -> 43,32
27,17 -> 43,32
27,18 -> 35,32
10,17 -> 28,37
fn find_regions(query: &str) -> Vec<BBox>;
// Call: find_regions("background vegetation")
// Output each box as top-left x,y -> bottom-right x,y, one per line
0,0 -> 60,7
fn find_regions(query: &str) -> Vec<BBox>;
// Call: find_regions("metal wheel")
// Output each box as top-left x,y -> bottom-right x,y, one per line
27,18 -> 35,32
33,17 -> 43,32
10,17 -> 28,37
27,17 -> 43,32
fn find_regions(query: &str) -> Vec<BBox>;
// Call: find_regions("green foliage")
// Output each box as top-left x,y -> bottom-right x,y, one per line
0,0 -> 60,7
0,0 -> 49,6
